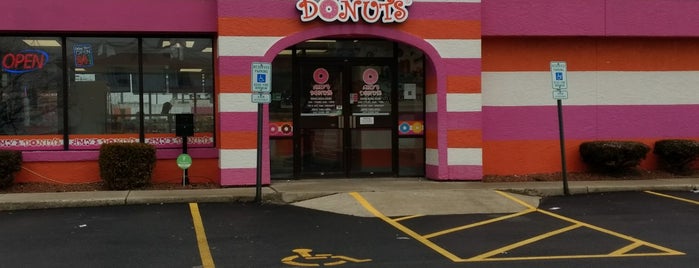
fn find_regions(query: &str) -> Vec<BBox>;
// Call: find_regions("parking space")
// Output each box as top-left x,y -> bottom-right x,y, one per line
349,191 -> 688,264
1,190 -> 697,267
0,204 -> 202,268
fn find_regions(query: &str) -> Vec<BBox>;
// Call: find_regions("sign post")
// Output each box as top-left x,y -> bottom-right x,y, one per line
550,61 -> 570,196
177,153 -> 192,186
251,62 -> 271,202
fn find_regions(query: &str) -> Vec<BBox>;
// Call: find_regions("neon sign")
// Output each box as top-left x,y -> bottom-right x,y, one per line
296,0 -> 412,23
2,49 -> 49,74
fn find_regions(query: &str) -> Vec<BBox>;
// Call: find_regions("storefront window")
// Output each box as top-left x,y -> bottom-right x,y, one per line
66,38 -> 139,148
1,35 -> 215,151
142,38 -> 214,148
0,37 -> 63,150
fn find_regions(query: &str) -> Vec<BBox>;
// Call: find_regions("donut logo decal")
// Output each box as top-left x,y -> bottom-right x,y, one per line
313,68 -> 330,84
362,68 -> 379,85
270,122 -> 294,137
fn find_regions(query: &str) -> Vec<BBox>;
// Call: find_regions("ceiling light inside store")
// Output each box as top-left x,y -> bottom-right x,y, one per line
201,47 -> 212,53
186,41 -> 194,48
162,40 -> 171,47
23,39 -> 61,47
180,68 -> 202,72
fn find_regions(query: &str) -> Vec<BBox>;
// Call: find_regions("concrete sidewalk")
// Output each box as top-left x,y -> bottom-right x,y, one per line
1,177 -> 698,214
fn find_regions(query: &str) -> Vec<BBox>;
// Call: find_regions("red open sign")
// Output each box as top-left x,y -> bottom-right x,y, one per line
2,49 -> 49,74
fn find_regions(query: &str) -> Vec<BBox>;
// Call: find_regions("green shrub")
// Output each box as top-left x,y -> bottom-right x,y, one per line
0,150 -> 22,189
579,141 -> 650,174
99,143 -> 156,190
653,139 -> 699,175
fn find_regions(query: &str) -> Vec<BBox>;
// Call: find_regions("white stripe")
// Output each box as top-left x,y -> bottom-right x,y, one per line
414,0 -> 481,3
219,93 -> 257,112
220,149 -> 257,169
426,148 -> 439,165
426,94 -> 438,112
483,71 -> 699,106
426,39 -> 481,59
447,148 -> 482,165
447,93 -> 482,112
218,36 -> 282,57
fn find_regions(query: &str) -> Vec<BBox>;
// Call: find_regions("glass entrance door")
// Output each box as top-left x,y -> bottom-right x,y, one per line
296,61 -> 395,177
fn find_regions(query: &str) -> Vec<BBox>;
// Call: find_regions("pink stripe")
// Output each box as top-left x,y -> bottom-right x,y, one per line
410,2 -> 481,21
606,0 -> 699,36
426,112 -> 438,131
219,1 -> 480,21
0,146 -> 62,151
443,59 -> 481,76
22,148 -> 217,162
426,164 -> 442,180
221,168 -> 270,186
219,0 -> 299,18
220,112 -> 258,131
483,0 -> 699,37
0,0 -> 216,32
447,112 -> 481,130
218,57 -> 260,76
448,165 -> 483,180
482,0 -> 605,36
483,105 -> 699,141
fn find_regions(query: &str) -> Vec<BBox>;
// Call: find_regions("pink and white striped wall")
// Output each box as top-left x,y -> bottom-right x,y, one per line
216,0 -> 484,185
481,0 -> 699,175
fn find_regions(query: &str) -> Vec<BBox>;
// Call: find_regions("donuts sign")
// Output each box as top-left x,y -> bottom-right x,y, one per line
296,0 -> 412,23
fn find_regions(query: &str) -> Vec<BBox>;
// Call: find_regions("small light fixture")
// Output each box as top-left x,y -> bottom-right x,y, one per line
180,68 -> 203,73
23,39 -> 61,47
186,41 -> 195,48
201,47 -> 212,53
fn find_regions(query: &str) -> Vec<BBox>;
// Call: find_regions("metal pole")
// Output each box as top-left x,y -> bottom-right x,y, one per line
255,103 -> 263,203
557,99 -> 570,196
183,135 -> 189,186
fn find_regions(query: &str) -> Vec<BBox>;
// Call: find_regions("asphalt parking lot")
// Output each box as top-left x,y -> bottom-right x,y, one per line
0,190 -> 697,267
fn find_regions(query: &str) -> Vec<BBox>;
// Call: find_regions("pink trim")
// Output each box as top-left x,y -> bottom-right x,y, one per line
448,165 -> 483,180
220,168 -> 270,186
22,148 -> 217,162
483,105 -> 699,141
0,0 -> 216,32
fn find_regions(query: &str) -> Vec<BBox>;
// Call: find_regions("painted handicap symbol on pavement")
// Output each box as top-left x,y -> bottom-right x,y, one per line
282,248 -> 371,267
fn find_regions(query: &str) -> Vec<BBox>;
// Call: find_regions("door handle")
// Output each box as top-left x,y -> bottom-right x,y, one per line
338,115 -> 343,129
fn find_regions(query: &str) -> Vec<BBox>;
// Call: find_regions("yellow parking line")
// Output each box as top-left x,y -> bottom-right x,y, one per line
423,209 -> 535,239
645,191 -> 699,205
393,215 -> 424,222
467,223 -> 583,261
500,192 -> 685,257
610,241 -> 643,256
349,192 -> 464,262
189,203 -> 215,268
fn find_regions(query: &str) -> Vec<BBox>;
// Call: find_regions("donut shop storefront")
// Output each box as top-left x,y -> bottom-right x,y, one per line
219,0 -> 483,185
4,0 -> 482,186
